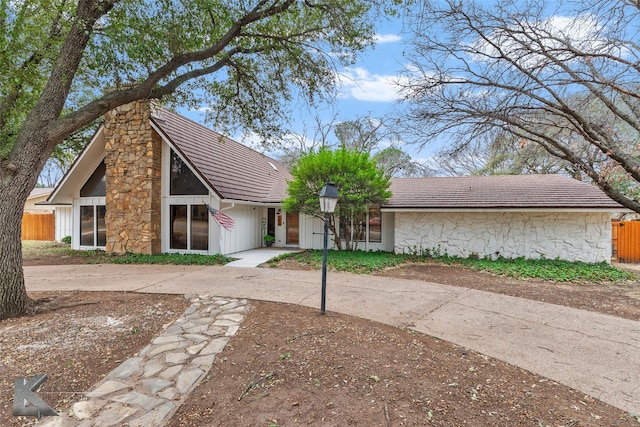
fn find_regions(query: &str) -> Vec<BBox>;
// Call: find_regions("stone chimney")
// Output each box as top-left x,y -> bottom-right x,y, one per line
103,100 -> 162,254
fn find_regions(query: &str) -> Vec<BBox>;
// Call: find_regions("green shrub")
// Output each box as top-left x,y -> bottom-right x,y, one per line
275,250 -> 636,282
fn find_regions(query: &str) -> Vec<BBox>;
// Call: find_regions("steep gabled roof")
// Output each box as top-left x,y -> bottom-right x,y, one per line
46,104 -> 624,212
385,175 -> 625,210
151,107 -> 290,203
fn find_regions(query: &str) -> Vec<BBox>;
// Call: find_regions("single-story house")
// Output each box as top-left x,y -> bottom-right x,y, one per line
46,101 -> 626,263
22,188 -> 56,241
25,188 -> 54,213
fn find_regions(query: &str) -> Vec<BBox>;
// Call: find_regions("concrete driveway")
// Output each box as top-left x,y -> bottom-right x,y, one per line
24,264 -> 640,415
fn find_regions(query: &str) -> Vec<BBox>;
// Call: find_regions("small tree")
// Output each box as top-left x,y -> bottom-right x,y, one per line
284,148 -> 391,250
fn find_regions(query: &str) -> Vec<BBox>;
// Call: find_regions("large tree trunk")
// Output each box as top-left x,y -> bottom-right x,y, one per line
0,114 -> 58,320
0,0 -> 107,320
0,167 -> 35,319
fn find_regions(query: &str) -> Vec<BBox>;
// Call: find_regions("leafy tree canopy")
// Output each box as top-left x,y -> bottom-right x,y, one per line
1,0 -> 401,157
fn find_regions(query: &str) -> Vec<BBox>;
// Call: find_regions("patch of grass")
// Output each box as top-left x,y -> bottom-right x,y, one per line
22,241 -> 233,265
451,256 -> 636,282
89,252 -> 233,265
273,250 -> 408,274
276,250 -> 636,283
22,240 -> 76,258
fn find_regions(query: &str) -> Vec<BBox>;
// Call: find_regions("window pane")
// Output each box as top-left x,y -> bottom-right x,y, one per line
97,206 -> 107,246
80,161 -> 106,197
170,150 -> 208,195
369,208 -> 381,243
171,205 -> 188,249
191,205 -> 209,251
80,206 -> 95,246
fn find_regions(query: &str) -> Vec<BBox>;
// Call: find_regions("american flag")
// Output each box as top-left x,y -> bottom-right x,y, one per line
203,203 -> 235,231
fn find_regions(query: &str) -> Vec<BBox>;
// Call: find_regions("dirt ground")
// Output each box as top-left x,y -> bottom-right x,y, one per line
1,255 -> 638,425
0,291 -> 189,426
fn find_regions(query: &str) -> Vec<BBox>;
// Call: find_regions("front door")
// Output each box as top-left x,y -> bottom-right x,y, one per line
286,212 -> 299,246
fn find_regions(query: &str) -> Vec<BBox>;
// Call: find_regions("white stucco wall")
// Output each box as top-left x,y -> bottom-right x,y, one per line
394,211 -> 612,263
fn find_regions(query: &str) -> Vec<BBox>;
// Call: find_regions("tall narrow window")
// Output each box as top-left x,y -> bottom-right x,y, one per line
97,205 -> 107,246
80,206 -> 95,246
170,205 -> 188,250
80,205 -> 106,247
368,208 -> 381,243
191,205 -> 209,251
79,161 -> 106,248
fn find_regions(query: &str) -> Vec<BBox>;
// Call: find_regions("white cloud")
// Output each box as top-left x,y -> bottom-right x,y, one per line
472,14 -> 613,68
375,33 -> 402,44
337,67 -> 405,102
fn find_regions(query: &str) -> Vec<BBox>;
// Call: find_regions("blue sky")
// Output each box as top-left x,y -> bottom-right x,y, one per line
177,0 -> 610,166
180,14 -> 420,161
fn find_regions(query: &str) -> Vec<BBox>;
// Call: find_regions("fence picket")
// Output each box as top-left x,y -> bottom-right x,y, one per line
612,221 -> 640,263
21,213 -> 55,241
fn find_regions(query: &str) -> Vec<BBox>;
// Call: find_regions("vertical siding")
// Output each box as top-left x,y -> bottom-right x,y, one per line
22,213 -> 55,241
219,203 -> 261,255
300,214 -> 328,250
55,206 -> 73,241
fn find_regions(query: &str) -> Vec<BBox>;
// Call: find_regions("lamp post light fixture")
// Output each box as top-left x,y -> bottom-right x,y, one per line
319,182 -> 339,315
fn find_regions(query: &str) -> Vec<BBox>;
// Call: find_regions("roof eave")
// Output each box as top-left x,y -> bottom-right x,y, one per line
219,198 -> 283,206
381,207 -> 629,213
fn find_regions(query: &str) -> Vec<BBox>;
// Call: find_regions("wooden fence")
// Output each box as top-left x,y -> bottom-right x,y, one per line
22,213 -> 55,241
612,221 -> 640,263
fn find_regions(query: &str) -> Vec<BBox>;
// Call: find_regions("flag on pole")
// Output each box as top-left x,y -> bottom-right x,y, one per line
203,202 -> 235,231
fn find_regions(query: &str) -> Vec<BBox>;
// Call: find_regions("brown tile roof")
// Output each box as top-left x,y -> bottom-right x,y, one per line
148,107 -> 622,210
151,107 -> 290,203
385,175 -> 624,210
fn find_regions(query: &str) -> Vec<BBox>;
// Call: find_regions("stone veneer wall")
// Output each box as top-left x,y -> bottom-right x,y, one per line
103,100 -> 162,254
394,211 -> 612,263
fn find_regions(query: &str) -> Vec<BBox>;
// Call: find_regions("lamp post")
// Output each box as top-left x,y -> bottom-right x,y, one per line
319,182 -> 338,315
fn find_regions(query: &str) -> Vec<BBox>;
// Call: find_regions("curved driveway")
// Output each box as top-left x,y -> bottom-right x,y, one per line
24,264 -> 640,415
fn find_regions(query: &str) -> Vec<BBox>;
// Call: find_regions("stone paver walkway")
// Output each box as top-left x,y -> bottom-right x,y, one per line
40,295 -> 248,427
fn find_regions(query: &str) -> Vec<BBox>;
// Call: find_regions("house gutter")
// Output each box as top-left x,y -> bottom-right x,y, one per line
381,207 -> 630,213
219,199 -> 282,207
